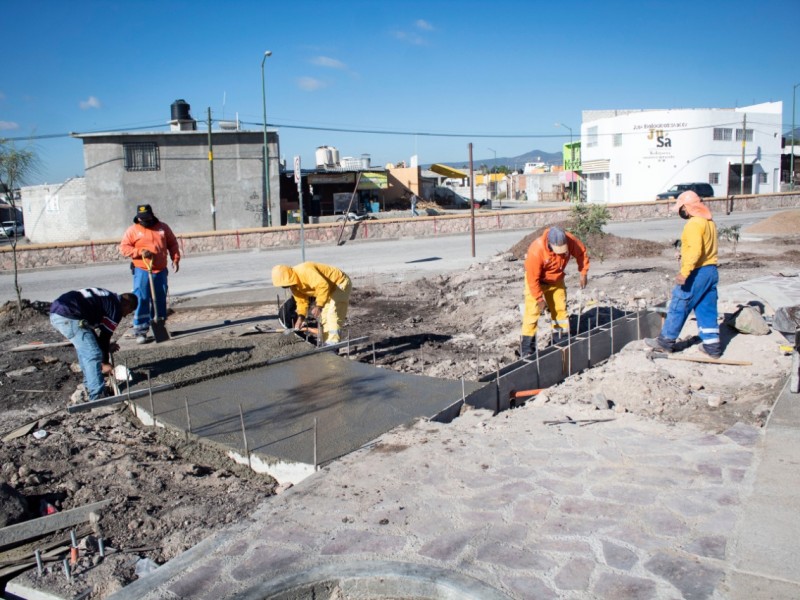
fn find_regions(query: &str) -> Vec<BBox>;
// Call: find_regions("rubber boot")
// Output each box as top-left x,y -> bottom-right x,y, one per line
520,336 -> 534,357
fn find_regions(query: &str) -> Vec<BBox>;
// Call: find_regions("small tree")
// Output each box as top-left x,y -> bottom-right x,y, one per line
569,202 -> 610,239
718,224 -> 741,255
0,139 -> 40,315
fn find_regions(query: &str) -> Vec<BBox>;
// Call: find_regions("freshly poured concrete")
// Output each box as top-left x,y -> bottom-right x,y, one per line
131,352 -> 484,482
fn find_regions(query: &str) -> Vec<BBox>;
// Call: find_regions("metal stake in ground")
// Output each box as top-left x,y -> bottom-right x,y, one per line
184,397 -> 192,439
147,371 -> 155,426
238,404 -> 251,470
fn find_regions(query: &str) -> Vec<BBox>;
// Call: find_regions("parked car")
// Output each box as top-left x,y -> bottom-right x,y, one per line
656,183 -> 715,200
1,221 -> 24,238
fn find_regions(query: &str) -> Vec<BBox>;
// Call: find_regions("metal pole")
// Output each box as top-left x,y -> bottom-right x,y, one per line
261,51 -> 273,227
296,156 -> 306,261
469,143 -> 475,257
792,83 -> 799,190
207,107 -> 217,231
740,114 -> 746,196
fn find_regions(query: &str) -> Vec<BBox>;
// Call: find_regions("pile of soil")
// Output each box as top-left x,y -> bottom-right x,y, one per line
2,213 -> 800,598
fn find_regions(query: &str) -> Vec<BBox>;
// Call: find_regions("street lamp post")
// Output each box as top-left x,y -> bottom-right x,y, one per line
488,147 -> 497,205
261,50 -> 273,226
792,82 -> 800,190
555,122 -> 574,201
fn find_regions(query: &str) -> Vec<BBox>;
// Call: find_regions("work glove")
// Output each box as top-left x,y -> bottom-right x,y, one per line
580,274 -> 588,289
141,249 -> 153,259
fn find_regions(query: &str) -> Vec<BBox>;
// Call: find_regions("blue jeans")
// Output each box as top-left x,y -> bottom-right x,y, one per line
132,267 -> 168,333
660,265 -> 720,354
50,313 -> 105,400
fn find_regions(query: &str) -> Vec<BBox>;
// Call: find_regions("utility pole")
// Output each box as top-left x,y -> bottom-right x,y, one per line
792,83 -> 799,190
469,143 -> 475,258
740,114 -> 746,197
207,107 -> 217,231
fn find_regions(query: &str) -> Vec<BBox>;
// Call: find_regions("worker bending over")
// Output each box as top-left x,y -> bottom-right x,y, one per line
645,191 -> 721,358
521,226 -> 589,356
272,262 -> 352,345
50,288 -> 138,401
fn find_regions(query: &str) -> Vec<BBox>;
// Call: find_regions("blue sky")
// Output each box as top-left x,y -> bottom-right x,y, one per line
3,0 -> 798,185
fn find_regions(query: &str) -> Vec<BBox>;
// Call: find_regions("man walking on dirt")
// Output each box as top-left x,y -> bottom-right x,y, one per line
119,204 -> 181,344
645,191 -> 721,358
271,262 -> 352,345
50,288 -> 138,401
520,226 -> 589,356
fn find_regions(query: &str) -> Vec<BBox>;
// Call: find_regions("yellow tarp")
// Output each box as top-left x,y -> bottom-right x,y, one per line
430,163 -> 468,179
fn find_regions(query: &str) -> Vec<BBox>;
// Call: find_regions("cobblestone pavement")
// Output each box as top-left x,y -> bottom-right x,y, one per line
109,389 -> 800,600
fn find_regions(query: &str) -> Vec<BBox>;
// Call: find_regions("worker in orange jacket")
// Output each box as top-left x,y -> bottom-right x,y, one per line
272,262 -> 352,345
521,226 -> 589,356
119,204 -> 180,344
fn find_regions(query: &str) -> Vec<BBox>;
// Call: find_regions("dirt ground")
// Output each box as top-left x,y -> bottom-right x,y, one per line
1,211 -> 799,598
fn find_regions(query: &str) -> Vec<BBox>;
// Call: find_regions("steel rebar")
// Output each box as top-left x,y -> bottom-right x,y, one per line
239,404 -> 251,469
35,549 -> 43,576
313,417 -> 318,471
184,397 -> 192,438
147,371 -> 155,426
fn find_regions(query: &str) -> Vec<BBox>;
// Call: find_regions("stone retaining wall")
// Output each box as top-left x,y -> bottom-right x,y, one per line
3,193 -> 799,271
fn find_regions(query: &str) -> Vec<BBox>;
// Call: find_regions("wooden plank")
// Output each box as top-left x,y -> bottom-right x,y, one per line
0,500 -> 110,549
653,353 -> 752,366
8,341 -> 71,352
67,383 -> 175,414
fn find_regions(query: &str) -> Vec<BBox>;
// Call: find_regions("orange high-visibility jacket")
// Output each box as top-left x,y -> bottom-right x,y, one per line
524,228 -> 589,301
119,222 -> 180,273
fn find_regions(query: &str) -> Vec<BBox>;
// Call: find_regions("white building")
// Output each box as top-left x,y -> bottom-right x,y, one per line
580,102 -> 783,203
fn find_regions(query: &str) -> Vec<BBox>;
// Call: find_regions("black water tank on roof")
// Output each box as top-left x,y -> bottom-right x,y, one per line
171,99 -> 191,121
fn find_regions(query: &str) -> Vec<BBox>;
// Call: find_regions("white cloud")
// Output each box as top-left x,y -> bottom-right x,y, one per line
0,121 -> 19,130
311,56 -> 346,70
392,29 -> 426,45
79,96 -> 102,110
415,19 -> 433,30
297,77 -> 326,91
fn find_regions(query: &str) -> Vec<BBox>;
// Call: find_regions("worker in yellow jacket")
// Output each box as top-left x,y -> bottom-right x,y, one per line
272,262 -> 352,345
645,190 -> 721,358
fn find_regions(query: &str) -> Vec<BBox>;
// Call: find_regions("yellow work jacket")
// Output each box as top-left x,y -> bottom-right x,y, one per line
680,217 -> 718,278
290,262 -> 350,316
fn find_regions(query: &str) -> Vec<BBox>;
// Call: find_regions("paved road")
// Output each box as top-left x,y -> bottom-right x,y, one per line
0,208 -> 785,305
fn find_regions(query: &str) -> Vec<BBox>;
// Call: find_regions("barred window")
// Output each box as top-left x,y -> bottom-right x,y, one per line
735,128 -> 753,142
713,128 -> 732,141
615,173 -> 622,186
613,133 -> 622,147
123,143 -> 161,171
759,172 -> 768,184
587,126 -> 599,148
709,173 -> 719,184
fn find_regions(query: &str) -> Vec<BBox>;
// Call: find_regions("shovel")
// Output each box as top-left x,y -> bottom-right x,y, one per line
144,258 -> 171,343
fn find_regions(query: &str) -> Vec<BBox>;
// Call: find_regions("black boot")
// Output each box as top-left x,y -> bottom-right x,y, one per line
520,336 -> 535,357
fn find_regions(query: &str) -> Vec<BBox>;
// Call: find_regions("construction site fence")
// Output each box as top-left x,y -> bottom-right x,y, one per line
2,192 -> 799,272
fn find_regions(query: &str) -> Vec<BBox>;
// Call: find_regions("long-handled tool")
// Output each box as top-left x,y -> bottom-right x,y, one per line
108,353 -> 121,396
144,258 -> 170,343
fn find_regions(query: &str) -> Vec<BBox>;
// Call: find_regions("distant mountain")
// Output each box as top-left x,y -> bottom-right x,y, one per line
424,149 -> 562,171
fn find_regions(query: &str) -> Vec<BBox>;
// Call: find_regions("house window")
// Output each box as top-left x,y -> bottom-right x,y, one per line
123,143 -> 161,171
615,173 -> 622,186
613,133 -> 622,147
587,126 -> 598,148
735,128 -> 753,142
759,172 -> 768,184
713,128 -> 732,141
709,173 -> 719,184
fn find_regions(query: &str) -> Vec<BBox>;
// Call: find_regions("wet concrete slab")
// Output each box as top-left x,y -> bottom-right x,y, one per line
132,351 -> 483,483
